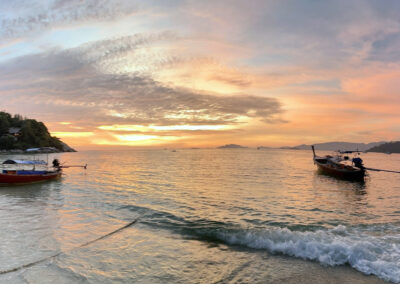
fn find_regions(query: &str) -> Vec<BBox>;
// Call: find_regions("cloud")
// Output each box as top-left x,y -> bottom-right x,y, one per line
189,0 -> 400,68
2,0 -> 399,146
0,33 -> 284,129
0,0 -> 137,43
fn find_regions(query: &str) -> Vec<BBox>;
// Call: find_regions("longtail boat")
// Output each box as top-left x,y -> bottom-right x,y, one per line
312,145 -> 365,180
0,159 -> 62,185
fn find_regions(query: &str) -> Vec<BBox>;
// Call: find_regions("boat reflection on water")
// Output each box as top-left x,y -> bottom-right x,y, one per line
314,170 -> 367,194
0,178 -> 62,198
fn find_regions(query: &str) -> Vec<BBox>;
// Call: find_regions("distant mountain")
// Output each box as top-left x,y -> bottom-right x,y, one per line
217,144 -> 247,149
279,146 -> 294,149
367,141 -> 400,153
281,141 -> 386,151
257,146 -> 271,150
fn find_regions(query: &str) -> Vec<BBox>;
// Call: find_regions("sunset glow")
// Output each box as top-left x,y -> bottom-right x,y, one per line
51,132 -> 94,138
1,1 -> 399,149
98,124 -> 231,132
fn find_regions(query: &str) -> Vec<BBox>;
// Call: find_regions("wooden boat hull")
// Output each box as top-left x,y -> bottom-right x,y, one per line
314,159 -> 365,180
0,171 -> 62,185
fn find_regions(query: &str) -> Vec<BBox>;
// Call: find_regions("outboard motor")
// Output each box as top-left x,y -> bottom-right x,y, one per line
52,159 -> 60,168
352,157 -> 364,169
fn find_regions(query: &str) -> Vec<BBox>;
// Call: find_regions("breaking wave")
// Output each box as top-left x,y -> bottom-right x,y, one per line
128,205 -> 400,283
216,225 -> 400,283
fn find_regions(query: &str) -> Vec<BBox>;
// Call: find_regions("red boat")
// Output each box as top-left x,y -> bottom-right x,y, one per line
312,146 -> 365,180
0,171 -> 62,185
0,159 -> 62,185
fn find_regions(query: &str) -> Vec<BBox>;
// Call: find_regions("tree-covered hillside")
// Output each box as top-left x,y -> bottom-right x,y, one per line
367,141 -> 400,153
0,111 -> 64,151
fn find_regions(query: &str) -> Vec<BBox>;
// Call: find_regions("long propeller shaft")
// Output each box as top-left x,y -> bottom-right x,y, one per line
60,164 -> 87,169
365,167 -> 400,174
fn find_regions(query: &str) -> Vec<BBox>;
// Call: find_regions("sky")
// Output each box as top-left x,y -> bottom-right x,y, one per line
0,0 -> 399,149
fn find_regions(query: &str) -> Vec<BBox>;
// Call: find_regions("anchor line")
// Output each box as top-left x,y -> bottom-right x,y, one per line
0,219 -> 138,275
365,167 -> 400,174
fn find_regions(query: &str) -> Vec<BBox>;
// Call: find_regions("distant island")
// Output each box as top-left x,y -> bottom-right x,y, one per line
257,146 -> 271,150
217,144 -> 248,149
0,111 -> 75,153
367,141 -> 400,153
280,141 -> 386,152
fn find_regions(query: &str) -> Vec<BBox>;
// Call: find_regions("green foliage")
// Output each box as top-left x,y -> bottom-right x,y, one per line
0,111 -> 64,151
0,112 -> 11,135
0,135 -> 16,150
11,114 -> 24,127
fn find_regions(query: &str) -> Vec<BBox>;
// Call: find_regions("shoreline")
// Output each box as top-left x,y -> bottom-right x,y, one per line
0,149 -> 76,154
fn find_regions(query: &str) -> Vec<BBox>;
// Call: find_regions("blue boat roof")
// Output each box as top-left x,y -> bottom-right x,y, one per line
2,159 -> 47,165
26,148 -> 41,152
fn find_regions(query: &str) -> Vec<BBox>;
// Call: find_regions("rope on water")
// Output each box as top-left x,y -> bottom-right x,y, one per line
0,219 -> 138,275
79,219 -> 137,248
366,167 -> 400,174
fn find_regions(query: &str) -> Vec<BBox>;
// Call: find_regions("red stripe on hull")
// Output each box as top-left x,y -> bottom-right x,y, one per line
0,172 -> 62,185
315,163 -> 365,180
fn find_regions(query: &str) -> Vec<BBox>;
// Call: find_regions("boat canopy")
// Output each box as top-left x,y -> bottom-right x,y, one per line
2,159 -> 47,165
26,148 -> 41,152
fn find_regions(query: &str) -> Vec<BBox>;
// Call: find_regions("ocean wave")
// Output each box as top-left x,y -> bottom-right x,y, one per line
124,204 -> 400,282
217,225 -> 400,283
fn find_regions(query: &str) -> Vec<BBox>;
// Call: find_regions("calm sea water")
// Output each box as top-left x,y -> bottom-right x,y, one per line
0,149 -> 399,283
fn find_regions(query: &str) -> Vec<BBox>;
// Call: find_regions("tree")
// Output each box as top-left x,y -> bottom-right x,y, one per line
0,112 -> 10,135
0,135 -> 16,150
11,114 -> 23,127
0,111 -> 66,151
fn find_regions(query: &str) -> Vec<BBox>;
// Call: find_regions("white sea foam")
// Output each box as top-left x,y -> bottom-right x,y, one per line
218,225 -> 400,283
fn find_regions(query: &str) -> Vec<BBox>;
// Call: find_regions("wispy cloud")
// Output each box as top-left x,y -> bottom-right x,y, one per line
0,33 -> 284,146
1,0 -> 400,147
0,0 -> 137,43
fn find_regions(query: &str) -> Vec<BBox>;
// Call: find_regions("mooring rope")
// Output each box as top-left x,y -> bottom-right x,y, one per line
0,219 -> 138,275
79,219 -> 137,248
366,167 -> 400,174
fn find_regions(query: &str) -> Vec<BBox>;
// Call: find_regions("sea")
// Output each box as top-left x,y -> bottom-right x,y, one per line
0,149 -> 399,283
